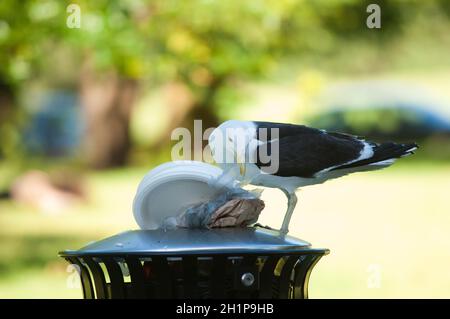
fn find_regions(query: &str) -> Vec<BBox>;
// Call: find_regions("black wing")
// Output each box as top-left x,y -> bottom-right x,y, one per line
253,121 -> 365,178
253,121 -> 417,178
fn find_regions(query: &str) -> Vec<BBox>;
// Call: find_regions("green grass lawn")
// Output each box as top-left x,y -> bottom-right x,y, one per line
0,161 -> 449,298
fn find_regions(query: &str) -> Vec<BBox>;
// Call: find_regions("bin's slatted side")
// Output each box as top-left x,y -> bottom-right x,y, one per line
235,255 -> 259,299
278,255 -> 298,299
182,256 -> 198,298
66,257 -> 95,299
242,255 -> 258,266
293,254 -> 322,299
211,255 -> 227,299
103,256 -> 126,299
64,251 -> 326,299
259,255 -> 280,298
152,256 -> 173,298
125,257 -> 146,298
83,257 -> 108,299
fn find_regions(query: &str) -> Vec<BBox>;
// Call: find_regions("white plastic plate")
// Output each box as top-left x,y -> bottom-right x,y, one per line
133,161 -> 225,229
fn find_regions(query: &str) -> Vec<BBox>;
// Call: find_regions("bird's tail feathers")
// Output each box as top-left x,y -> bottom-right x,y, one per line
332,142 -> 418,171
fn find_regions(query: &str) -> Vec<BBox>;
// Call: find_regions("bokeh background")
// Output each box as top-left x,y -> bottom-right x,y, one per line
1,0 -> 450,298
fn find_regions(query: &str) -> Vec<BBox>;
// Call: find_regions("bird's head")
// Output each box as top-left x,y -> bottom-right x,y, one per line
209,120 -> 257,178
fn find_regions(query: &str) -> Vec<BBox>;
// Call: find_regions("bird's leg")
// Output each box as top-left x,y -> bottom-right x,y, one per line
280,190 -> 298,235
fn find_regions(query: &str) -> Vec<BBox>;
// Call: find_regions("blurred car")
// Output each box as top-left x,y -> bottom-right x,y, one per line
307,104 -> 450,141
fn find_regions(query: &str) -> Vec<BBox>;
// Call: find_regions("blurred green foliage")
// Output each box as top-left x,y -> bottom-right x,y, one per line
1,0 -> 448,97
0,0 -> 449,167
2,1 -> 449,158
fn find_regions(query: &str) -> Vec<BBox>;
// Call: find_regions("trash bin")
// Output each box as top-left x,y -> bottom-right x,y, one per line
60,227 -> 329,299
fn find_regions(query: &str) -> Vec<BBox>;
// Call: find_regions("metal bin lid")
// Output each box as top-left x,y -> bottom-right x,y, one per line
59,227 -> 328,256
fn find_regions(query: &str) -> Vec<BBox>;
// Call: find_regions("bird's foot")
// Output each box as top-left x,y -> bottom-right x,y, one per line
252,223 -> 274,230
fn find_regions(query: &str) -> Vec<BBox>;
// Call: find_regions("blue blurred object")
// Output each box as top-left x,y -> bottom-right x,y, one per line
308,80 -> 450,141
23,90 -> 83,157
307,104 -> 450,140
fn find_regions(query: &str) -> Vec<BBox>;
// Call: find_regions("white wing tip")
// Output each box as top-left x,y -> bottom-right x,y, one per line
369,159 -> 396,166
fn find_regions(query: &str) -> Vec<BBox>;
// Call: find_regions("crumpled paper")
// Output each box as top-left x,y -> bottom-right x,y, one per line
207,197 -> 264,228
163,187 -> 264,229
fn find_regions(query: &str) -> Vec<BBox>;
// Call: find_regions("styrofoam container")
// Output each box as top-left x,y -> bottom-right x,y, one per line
133,161 -> 226,230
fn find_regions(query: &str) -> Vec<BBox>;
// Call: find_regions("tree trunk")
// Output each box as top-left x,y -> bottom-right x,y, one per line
0,80 -> 17,160
150,77 -> 224,155
79,67 -> 138,169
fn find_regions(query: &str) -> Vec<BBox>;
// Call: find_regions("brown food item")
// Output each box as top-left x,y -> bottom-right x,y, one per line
207,198 -> 265,228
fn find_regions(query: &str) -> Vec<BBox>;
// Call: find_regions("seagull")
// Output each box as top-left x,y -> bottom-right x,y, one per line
208,120 -> 417,235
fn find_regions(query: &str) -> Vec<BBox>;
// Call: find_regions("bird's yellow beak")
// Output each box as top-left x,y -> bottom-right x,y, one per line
239,162 -> 246,177
236,153 -> 246,177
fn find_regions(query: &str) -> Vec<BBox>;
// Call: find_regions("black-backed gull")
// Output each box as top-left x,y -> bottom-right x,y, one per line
208,120 -> 417,234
